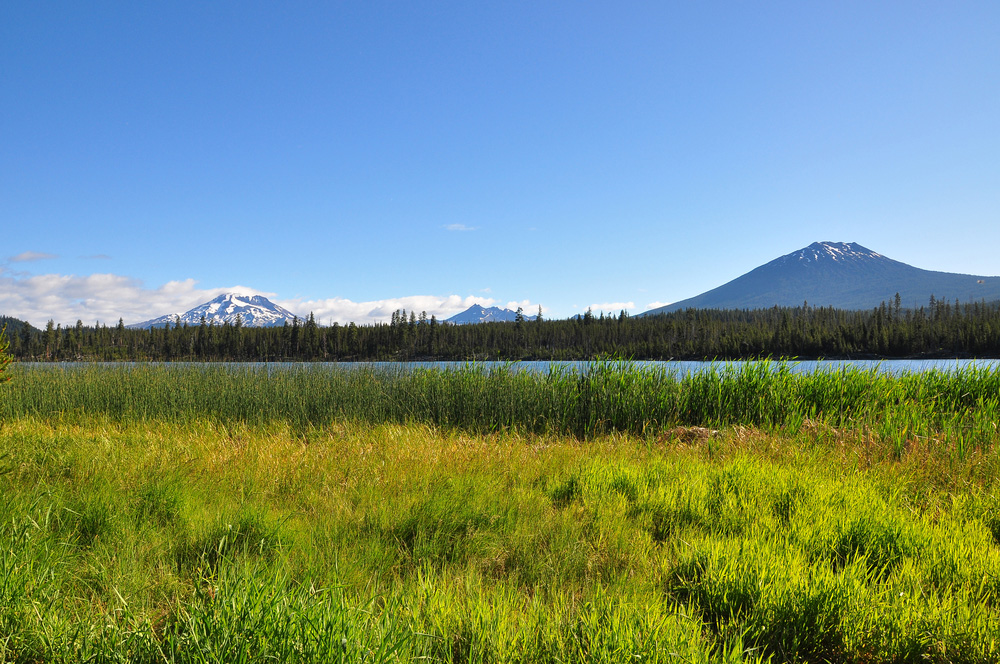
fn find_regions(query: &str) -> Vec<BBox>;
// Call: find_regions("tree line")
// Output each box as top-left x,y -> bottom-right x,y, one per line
3,296 -> 1000,363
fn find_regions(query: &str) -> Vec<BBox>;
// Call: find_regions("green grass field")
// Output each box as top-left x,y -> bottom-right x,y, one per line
2,363 -> 999,662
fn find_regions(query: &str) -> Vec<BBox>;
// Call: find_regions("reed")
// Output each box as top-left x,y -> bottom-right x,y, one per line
3,361 -> 999,444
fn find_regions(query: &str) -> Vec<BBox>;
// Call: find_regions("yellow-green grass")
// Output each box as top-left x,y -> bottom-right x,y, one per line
2,409 -> 1000,662
4,362 -> 1000,447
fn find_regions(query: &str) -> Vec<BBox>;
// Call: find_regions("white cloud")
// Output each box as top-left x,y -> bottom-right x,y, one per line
0,271 -> 271,327
277,294 -> 498,325
9,251 -> 58,263
444,223 -> 477,232
0,269 -> 528,327
587,301 -> 636,314
645,301 -> 671,310
504,300 -> 546,315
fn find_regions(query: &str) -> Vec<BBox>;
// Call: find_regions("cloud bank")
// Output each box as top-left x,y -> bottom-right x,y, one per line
587,301 -> 636,314
0,270 -> 515,328
277,294 -> 507,326
0,272 -> 267,327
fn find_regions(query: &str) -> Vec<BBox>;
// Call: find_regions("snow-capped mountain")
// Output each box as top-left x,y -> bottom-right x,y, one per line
641,241 -> 1000,315
445,304 -> 537,324
129,293 -> 299,329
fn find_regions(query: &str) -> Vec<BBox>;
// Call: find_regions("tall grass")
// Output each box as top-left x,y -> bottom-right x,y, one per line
2,418 -> 1000,661
4,361 -> 1000,443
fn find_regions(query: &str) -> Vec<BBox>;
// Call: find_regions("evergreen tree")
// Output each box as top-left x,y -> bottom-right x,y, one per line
290,316 -> 301,356
304,312 -> 319,357
44,320 -> 56,360
0,325 -> 13,383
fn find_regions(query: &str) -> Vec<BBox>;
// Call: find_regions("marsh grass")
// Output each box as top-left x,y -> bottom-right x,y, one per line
2,363 -> 1000,661
4,361 -> 1000,445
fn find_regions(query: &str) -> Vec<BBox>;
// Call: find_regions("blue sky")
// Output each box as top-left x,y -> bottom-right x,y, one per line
3,1 -> 999,327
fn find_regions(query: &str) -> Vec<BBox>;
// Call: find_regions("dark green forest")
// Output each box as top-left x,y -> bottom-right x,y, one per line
3,297 -> 1000,362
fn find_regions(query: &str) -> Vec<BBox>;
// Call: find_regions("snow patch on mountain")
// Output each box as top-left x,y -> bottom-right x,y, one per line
779,241 -> 884,265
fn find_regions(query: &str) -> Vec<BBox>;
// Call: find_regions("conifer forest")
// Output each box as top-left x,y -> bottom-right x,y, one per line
4,296 -> 1000,362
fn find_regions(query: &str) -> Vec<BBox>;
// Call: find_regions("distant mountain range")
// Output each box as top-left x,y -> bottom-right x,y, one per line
12,241 -> 997,331
129,293 -> 298,329
445,304 -> 537,324
640,241 -> 1000,315
126,297 -> 536,330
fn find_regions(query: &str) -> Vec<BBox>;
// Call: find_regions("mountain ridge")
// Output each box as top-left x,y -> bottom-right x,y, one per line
641,241 -> 1000,315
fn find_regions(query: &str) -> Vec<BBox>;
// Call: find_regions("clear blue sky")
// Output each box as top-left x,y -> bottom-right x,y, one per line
3,1 -> 999,326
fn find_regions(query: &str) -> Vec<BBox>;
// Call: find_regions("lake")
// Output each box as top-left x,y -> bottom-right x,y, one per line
17,358 -> 1000,376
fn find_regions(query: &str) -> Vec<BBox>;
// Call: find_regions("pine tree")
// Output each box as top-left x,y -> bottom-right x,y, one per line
290,316 -> 301,356
44,320 -> 56,360
0,325 -> 13,383
304,312 -> 319,357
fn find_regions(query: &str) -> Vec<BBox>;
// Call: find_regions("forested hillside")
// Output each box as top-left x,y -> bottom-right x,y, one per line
0,316 -> 39,337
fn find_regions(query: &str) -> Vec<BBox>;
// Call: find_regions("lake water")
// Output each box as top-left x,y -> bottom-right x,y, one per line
333,359 -> 1000,376
17,358 -> 1000,376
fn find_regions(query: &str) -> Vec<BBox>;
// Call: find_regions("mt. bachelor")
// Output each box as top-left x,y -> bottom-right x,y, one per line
641,241 -> 1000,315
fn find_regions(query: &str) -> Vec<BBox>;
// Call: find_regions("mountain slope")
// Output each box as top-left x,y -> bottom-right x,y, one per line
0,316 -> 40,336
130,293 -> 298,329
641,242 -> 1000,315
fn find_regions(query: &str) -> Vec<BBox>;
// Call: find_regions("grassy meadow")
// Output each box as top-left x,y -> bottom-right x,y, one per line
2,362 -> 1000,662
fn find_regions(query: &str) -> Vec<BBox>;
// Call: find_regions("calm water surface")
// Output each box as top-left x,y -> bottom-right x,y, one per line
19,359 -> 1000,376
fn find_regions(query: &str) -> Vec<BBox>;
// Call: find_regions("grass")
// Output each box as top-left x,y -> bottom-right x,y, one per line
4,361 -> 1000,443
1,362 -> 999,661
